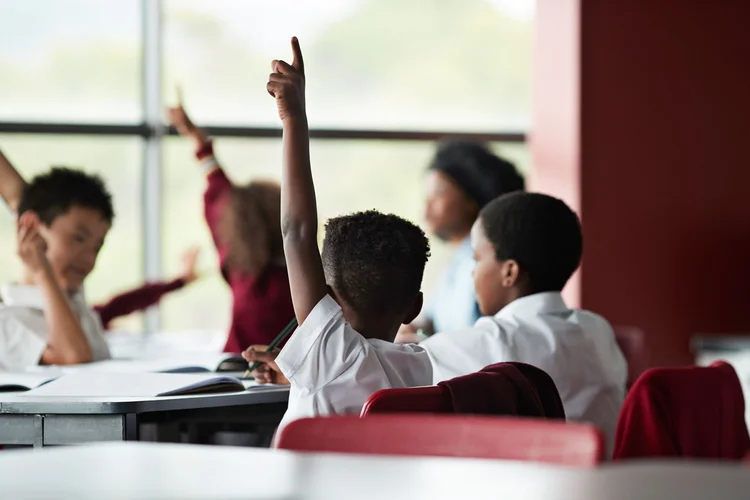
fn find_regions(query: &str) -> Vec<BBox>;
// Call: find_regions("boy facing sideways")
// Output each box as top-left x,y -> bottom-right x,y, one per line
242,38 -> 433,432
419,192 -> 627,452
0,167 -> 114,370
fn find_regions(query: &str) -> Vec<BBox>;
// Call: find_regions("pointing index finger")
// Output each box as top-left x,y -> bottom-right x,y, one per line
291,36 -> 304,73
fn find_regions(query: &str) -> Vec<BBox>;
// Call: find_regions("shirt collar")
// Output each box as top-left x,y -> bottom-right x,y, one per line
1,283 -> 84,310
495,292 -> 569,321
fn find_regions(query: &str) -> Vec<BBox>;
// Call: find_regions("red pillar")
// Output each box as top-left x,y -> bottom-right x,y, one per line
532,0 -> 750,366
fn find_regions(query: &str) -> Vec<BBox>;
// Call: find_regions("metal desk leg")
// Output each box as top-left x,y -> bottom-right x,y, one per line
124,413 -> 138,441
33,415 -> 44,448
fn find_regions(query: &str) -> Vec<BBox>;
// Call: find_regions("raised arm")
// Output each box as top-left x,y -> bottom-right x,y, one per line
94,246 -> 200,329
17,213 -> 92,364
0,148 -> 27,214
166,101 -> 214,174
267,37 -> 327,323
166,102 -> 233,273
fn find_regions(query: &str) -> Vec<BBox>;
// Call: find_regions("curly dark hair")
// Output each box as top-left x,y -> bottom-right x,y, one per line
321,210 -> 431,316
18,167 -> 114,224
479,192 -> 583,293
218,180 -> 283,276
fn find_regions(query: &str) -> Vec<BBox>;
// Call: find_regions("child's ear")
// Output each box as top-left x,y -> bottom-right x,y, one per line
501,259 -> 522,288
403,291 -> 423,324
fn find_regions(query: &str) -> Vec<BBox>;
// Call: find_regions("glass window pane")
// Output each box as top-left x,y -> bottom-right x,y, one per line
0,135 -> 143,331
161,136 -> 527,332
164,0 -> 533,131
0,0 -> 141,123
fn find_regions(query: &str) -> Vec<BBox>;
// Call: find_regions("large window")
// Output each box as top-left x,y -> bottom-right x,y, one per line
162,0 -> 533,131
0,0 -> 533,334
0,0 -> 141,123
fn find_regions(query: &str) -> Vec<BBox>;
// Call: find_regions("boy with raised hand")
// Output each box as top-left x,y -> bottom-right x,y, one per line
243,38 -> 433,431
0,168 -> 114,370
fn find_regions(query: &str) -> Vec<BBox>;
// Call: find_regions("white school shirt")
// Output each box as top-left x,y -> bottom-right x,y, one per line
274,294 -> 433,435
0,284 -> 111,371
420,292 -> 627,454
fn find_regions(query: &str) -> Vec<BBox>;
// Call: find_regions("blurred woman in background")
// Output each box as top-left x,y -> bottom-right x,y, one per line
398,141 -> 524,341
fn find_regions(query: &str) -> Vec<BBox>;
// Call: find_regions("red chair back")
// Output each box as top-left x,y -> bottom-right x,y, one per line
277,415 -> 605,466
362,363 -> 564,419
613,325 -> 648,388
361,385 -> 452,416
613,361 -> 750,460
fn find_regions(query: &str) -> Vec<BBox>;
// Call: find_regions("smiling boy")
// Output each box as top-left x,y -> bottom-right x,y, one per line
0,167 -> 114,370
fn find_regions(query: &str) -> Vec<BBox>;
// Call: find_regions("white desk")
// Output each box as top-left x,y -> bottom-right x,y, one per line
0,387 -> 289,447
1,442 -> 749,500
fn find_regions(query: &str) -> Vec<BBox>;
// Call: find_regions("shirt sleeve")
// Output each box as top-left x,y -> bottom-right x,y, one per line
420,318 -> 515,384
0,311 -> 47,371
275,294 -> 365,393
93,279 -> 186,330
203,168 -> 233,280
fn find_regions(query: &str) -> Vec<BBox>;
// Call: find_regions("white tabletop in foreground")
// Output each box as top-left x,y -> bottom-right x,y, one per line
1,442 -> 749,500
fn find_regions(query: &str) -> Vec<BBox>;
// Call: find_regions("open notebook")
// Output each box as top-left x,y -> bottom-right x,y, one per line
27,353 -> 248,376
0,373 -> 58,392
20,372 -> 254,397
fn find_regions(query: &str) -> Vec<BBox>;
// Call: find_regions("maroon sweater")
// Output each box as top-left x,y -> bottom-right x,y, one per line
94,278 -> 186,330
203,168 -> 295,353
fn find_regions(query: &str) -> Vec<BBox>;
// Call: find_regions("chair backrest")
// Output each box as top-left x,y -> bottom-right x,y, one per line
613,361 -> 750,460
361,385 -> 452,416
363,363 -> 565,419
277,415 -> 605,466
613,325 -> 648,388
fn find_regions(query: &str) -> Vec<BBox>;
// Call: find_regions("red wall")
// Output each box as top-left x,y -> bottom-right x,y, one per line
533,1 -> 750,366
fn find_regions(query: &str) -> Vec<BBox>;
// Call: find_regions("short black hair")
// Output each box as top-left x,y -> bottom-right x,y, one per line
322,210 -> 430,317
480,192 -> 582,293
429,140 -> 525,208
18,167 -> 114,225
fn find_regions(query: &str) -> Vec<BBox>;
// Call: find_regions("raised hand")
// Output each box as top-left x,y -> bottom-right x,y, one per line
166,103 -> 198,137
178,246 -> 201,284
17,212 -> 50,278
267,37 -> 306,122
166,88 -> 210,148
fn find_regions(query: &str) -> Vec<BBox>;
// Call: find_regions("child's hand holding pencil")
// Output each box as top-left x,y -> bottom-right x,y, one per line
241,317 -> 297,384
242,346 -> 288,384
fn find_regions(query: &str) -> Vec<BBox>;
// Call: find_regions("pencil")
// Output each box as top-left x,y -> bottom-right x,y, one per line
243,317 -> 298,378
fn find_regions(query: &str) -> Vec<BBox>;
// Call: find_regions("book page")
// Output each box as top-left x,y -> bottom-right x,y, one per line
36,353 -> 247,375
22,372 -> 245,397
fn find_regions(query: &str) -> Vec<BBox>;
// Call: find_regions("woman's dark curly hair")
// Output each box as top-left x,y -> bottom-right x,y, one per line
218,179 -> 283,276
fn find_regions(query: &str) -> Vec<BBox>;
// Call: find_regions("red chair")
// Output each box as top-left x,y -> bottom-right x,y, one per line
277,414 -> 605,466
613,325 -> 648,388
361,385 -> 451,416
613,361 -> 750,460
362,362 -> 565,419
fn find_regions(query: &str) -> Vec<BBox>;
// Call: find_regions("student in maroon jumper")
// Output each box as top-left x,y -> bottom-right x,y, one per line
166,103 -> 295,353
